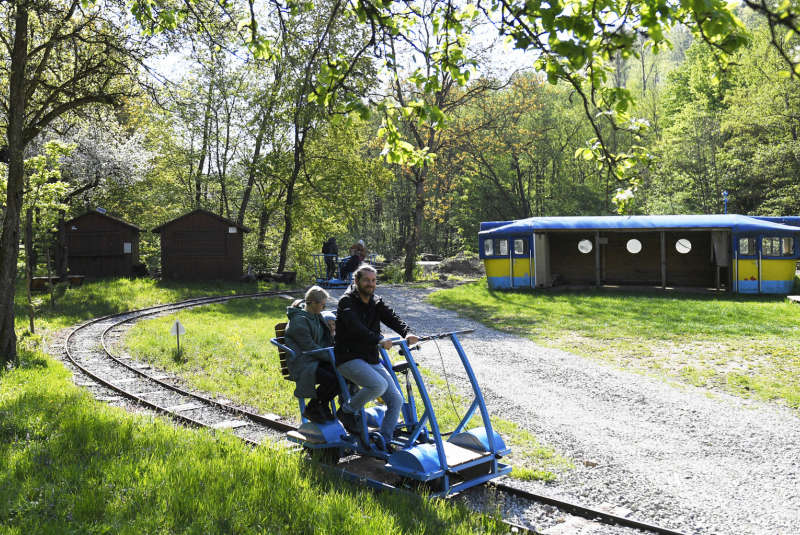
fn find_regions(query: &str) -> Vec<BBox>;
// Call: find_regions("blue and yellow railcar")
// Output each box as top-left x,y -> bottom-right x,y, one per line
478,215 -> 800,294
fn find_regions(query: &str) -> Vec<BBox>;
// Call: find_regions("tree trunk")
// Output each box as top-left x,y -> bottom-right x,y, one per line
25,208 -> 34,333
277,124 -> 307,274
0,4 -> 30,367
237,116 -> 267,225
195,77 -> 214,207
44,231 -> 54,307
57,211 -> 68,281
276,175 -> 296,273
403,174 -> 426,281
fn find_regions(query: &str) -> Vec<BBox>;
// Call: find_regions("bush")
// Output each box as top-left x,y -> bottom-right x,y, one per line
381,258 -> 423,284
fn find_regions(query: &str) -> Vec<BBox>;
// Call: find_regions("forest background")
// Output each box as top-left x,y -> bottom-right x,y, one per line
2,3 -> 799,330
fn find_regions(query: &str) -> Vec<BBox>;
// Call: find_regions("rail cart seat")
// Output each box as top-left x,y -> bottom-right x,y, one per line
273,322 -> 292,379
271,323 -> 344,433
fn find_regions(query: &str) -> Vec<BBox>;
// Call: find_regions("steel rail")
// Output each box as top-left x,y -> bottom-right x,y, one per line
64,290 -> 303,435
492,483 -> 688,535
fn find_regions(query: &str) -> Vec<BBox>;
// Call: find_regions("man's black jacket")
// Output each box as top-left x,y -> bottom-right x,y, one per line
334,283 -> 411,366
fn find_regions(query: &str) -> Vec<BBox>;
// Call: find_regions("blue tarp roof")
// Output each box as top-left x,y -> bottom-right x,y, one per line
753,216 -> 800,227
479,215 -> 800,236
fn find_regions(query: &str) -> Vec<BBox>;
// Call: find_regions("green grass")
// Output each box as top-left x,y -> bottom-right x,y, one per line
427,280 -> 800,408
124,298 -> 567,480
124,297 -> 299,419
15,277 -> 296,333
0,348 -> 510,534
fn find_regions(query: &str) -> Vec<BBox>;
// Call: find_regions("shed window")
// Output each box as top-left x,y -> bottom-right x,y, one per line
739,237 -> 756,256
174,231 -> 227,257
514,238 -> 527,255
498,239 -> 508,256
762,236 -> 794,257
484,239 -> 493,256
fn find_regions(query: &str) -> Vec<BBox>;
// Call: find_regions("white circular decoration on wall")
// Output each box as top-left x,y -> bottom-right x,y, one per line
676,239 -> 692,254
627,239 -> 642,254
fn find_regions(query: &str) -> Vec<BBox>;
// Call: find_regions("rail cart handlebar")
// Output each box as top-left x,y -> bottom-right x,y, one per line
416,329 -> 474,342
378,329 -> 475,348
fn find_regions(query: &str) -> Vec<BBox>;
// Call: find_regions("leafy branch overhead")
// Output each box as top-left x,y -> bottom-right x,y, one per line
128,0 -> 753,180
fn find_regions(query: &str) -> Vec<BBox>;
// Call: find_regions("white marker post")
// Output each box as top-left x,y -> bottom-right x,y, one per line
170,319 -> 186,355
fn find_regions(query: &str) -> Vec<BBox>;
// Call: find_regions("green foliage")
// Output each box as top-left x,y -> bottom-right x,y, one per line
126,0 -> 754,188
428,283 -> 800,408
642,18 -> 800,215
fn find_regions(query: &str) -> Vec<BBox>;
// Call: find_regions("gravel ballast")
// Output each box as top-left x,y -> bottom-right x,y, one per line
336,285 -> 800,535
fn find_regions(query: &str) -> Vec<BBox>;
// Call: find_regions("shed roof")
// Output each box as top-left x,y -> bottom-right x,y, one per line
479,215 -> 800,236
66,210 -> 144,232
151,209 -> 251,233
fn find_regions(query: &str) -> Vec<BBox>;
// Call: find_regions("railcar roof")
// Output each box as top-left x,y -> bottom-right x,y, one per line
479,215 -> 800,236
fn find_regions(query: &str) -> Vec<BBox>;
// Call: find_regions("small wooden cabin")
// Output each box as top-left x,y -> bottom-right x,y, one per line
66,210 -> 144,278
479,215 -> 800,294
152,209 -> 250,281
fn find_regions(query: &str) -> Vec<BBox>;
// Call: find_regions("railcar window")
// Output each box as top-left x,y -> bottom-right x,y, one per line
578,239 -> 593,254
676,239 -> 692,254
514,239 -> 527,255
762,237 -> 781,257
739,237 -> 755,255
484,239 -> 493,256
782,237 -> 794,256
626,239 -> 642,254
498,239 -> 508,256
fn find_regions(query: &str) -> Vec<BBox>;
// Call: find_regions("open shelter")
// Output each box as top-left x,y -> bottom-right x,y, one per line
478,215 -> 800,294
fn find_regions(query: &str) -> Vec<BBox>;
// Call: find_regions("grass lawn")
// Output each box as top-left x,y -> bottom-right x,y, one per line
15,277 -> 295,333
427,281 -> 800,408
123,297 -> 566,481
0,348 -> 509,534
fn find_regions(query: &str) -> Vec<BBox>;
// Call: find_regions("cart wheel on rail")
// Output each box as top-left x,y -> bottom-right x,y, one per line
399,476 -> 444,495
305,446 -> 341,465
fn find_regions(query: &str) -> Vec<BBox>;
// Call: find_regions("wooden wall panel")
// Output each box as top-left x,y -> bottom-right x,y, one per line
549,232 -> 597,284
66,212 -> 140,278
159,211 -> 244,281
601,232 -> 662,285
664,231 -> 717,287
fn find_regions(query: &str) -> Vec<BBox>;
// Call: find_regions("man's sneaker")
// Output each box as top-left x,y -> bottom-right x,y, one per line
380,434 -> 397,454
302,404 -> 327,425
321,403 -> 335,421
336,407 -> 362,436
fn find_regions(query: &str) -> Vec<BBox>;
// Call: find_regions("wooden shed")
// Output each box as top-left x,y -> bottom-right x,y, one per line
66,210 -> 144,278
152,209 -> 250,281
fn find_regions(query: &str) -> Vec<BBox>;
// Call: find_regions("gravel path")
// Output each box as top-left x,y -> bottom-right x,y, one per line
329,284 -> 800,535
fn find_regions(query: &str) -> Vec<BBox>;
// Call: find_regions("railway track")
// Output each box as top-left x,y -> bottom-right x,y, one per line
62,291 -> 688,535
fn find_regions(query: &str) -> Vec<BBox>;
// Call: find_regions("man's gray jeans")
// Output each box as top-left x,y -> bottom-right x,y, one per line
337,359 -> 403,440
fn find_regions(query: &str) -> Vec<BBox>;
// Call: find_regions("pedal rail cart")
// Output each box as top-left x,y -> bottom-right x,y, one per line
311,253 -> 378,289
269,329 -> 511,497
